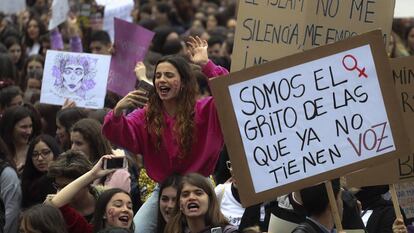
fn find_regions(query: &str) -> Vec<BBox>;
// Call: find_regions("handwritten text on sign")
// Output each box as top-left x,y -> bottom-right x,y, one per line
229,45 -> 395,193
232,0 -> 395,71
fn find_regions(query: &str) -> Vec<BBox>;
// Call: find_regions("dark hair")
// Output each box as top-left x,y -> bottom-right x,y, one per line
0,105 -> 38,156
147,55 -> 197,157
151,26 -> 177,54
300,178 -> 341,216
23,16 -> 47,47
90,30 -> 111,45
56,107 -> 88,150
0,136 -> 15,169
0,53 -> 18,83
71,118 -> 112,163
20,204 -> 68,233
0,85 -> 22,111
165,173 -> 228,233
21,134 -> 60,179
207,36 -> 224,47
21,54 -> 44,89
21,134 -> 61,208
34,103 -> 60,136
157,174 -> 182,233
91,188 -> 134,233
4,36 -> 25,69
138,18 -> 158,31
194,70 -> 210,97
162,39 -> 183,55
48,150 -> 92,180
88,108 -> 111,124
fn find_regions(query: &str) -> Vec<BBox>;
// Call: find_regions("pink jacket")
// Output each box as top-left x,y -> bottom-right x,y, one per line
103,60 -> 228,182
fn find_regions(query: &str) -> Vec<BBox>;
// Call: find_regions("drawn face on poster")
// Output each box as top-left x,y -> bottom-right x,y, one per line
52,54 -> 98,99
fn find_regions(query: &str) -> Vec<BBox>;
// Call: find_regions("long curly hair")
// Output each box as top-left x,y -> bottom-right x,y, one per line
146,55 -> 197,158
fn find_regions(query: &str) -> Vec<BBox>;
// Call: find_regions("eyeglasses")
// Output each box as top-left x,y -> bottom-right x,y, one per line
32,149 -> 51,159
226,161 -> 232,171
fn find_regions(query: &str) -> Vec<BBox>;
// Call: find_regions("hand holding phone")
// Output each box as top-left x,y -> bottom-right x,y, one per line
102,156 -> 127,169
137,80 -> 154,97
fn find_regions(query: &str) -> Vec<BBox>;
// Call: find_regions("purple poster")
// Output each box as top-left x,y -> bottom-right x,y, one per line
107,18 -> 154,96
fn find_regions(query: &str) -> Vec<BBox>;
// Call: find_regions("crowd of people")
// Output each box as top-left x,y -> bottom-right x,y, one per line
0,0 -> 413,233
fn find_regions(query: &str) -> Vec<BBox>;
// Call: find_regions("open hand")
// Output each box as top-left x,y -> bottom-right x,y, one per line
187,36 -> 208,66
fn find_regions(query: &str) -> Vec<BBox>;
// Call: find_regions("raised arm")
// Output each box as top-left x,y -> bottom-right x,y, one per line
187,36 -> 229,78
49,155 -> 115,208
67,16 -> 83,53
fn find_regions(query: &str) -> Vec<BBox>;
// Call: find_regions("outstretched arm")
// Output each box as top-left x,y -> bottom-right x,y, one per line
49,155 -> 116,208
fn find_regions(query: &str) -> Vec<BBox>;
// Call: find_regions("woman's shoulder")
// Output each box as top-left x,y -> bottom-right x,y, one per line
0,166 -> 18,180
195,96 -> 214,110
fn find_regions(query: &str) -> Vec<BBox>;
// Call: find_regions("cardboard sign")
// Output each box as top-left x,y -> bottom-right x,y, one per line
107,18 -> 154,97
0,0 -> 25,14
48,0 -> 69,30
40,50 -> 111,109
396,182 -> 414,220
231,0 -> 395,72
210,30 -> 409,207
347,56 -> 414,186
268,215 -> 365,233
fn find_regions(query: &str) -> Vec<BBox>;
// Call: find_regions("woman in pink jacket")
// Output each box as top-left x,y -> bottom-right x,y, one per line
102,36 -> 228,233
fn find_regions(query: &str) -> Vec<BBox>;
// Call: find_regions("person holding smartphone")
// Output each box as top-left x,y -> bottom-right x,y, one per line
102,36 -> 228,233
46,154 -> 135,233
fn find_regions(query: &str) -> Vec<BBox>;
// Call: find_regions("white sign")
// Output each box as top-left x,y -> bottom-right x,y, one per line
0,0 -> 25,14
40,50 -> 111,109
101,0 -> 134,42
48,0 -> 69,30
394,0 -> 414,18
228,45 -> 395,193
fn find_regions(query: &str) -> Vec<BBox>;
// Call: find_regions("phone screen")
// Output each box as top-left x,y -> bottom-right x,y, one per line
103,157 -> 126,169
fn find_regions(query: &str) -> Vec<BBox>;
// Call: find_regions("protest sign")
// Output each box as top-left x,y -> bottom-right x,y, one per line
101,0 -> 134,42
40,50 -> 111,109
232,0 -> 395,72
347,56 -> 414,186
267,214 -> 365,233
0,0 -> 25,14
48,0 -> 69,30
210,30 -> 409,207
107,18 -> 154,97
394,0 -> 414,18
396,182 -> 414,220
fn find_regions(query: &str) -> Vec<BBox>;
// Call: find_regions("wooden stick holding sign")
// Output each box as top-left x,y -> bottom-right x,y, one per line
325,181 -> 343,232
389,184 -> 403,219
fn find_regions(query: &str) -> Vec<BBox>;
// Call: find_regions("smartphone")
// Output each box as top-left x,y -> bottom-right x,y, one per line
102,157 -> 127,169
211,227 -> 222,233
137,80 -> 154,96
